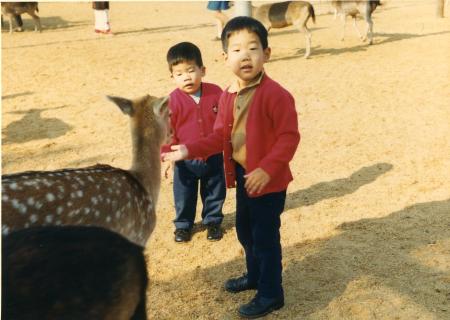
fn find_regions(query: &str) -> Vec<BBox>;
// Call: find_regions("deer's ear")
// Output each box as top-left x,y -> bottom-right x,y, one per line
153,96 -> 169,117
107,95 -> 134,116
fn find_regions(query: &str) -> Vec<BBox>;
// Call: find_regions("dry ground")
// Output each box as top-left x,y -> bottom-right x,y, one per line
2,1 -> 450,319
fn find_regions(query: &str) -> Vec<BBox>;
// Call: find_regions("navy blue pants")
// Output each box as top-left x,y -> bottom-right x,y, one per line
173,153 -> 225,230
235,164 -> 286,299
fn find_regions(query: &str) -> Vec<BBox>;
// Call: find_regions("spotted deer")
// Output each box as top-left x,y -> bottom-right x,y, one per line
1,2 -> 41,33
331,0 -> 381,45
1,94 -> 170,247
3,225 -> 148,320
252,1 -> 316,58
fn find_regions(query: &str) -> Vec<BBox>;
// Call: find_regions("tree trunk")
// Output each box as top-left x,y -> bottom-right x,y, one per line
436,0 -> 445,18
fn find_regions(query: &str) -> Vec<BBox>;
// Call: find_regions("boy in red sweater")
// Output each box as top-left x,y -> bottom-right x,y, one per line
163,18 -> 300,318
162,42 -> 226,243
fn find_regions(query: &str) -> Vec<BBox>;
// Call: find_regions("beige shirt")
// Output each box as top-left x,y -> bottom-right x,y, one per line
229,72 -> 265,168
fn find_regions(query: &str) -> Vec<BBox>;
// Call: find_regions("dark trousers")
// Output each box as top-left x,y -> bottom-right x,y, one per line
173,153 -> 225,230
235,164 -> 286,299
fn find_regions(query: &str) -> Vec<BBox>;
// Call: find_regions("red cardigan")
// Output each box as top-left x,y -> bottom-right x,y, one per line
186,74 -> 300,197
161,82 -> 222,159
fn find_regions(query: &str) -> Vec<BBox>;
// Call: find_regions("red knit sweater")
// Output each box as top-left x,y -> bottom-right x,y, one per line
161,82 -> 222,159
186,74 -> 300,197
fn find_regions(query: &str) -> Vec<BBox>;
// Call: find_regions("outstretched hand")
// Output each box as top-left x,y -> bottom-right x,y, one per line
244,168 -> 271,195
162,145 -> 188,162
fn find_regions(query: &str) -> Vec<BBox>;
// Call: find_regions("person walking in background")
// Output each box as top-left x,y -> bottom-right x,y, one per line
92,1 -> 111,34
207,1 -> 230,40
162,42 -> 226,243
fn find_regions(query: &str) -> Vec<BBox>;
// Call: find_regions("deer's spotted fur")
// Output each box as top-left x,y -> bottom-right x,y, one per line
1,94 -> 170,247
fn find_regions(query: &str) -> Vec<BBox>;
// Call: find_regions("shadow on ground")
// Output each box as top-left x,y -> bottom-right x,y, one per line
2,106 -> 73,145
219,162 -> 393,234
148,198 -> 450,319
269,30 -> 450,62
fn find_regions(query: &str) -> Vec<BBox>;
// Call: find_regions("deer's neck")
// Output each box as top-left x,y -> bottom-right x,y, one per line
129,128 -> 161,205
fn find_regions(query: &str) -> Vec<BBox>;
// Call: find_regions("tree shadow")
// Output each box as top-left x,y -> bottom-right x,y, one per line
113,23 -> 213,36
280,198 -> 450,318
37,16 -> 90,30
269,30 -> 450,62
220,162 -> 393,233
2,105 -> 73,145
3,22 -> 214,49
286,162 -> 393,209
1,16 -> 89,33
148,198 -> 450,319
2,91 -> 33,100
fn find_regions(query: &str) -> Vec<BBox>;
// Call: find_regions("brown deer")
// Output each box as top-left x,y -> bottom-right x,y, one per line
252,1 -> 316,58
1,2 -> 41,33
1,94 -> 170,247
331,0 -> 381,45
2,225 -> 148,320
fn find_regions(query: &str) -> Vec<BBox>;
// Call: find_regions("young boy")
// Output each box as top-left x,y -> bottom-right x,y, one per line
162,42 -> 226,243
163,18 -> 300,318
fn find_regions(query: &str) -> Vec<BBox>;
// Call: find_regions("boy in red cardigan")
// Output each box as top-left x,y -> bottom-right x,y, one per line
162,42 -> 226,243
163,18 -> 300,318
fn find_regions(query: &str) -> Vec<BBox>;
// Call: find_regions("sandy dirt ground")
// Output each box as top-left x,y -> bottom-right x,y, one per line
2,1 -> 450,319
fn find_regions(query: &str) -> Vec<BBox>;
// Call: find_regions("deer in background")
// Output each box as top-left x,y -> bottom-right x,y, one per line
3,226 -> 148,320
252,1 -> 316,58
1,94 -> 170,247
331,0 -> 381,45
1,2 -> 41,33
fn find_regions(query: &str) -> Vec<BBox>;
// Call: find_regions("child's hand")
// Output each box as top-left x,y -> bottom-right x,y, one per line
244,168 -> 270,195
162,144 -> 188,162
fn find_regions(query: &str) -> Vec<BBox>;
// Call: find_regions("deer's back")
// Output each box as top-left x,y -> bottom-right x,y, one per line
2,164 -> 155,246
1,2 -> 38,16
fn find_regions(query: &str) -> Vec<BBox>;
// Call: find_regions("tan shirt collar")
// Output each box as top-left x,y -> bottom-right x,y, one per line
227,71 -> 265,94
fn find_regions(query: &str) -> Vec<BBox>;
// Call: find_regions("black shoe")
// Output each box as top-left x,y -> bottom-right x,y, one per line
206,224 -> 222,241
174,229 -> 191,242
238,296 -> 284,319
224,274 -> 257,293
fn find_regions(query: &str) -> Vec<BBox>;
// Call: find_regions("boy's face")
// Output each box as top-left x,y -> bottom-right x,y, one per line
224,29 -> 271,87
171,60 -> 205,94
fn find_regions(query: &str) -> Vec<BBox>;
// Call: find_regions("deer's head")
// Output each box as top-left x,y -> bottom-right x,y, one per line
107,94 -> 171,146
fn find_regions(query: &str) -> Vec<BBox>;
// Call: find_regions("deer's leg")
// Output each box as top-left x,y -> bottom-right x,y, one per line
8,16 -> 13,33
340,14 -> 346,41
352,17 -> 363,40
14,14 -> 23,32
300,24 -> 312,59
366,16 -> 374,45
28,12 -> 41,32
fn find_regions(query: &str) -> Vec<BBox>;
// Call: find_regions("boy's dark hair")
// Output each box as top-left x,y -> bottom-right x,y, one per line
221,16 -> 268,53
166,42 -> 203,72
